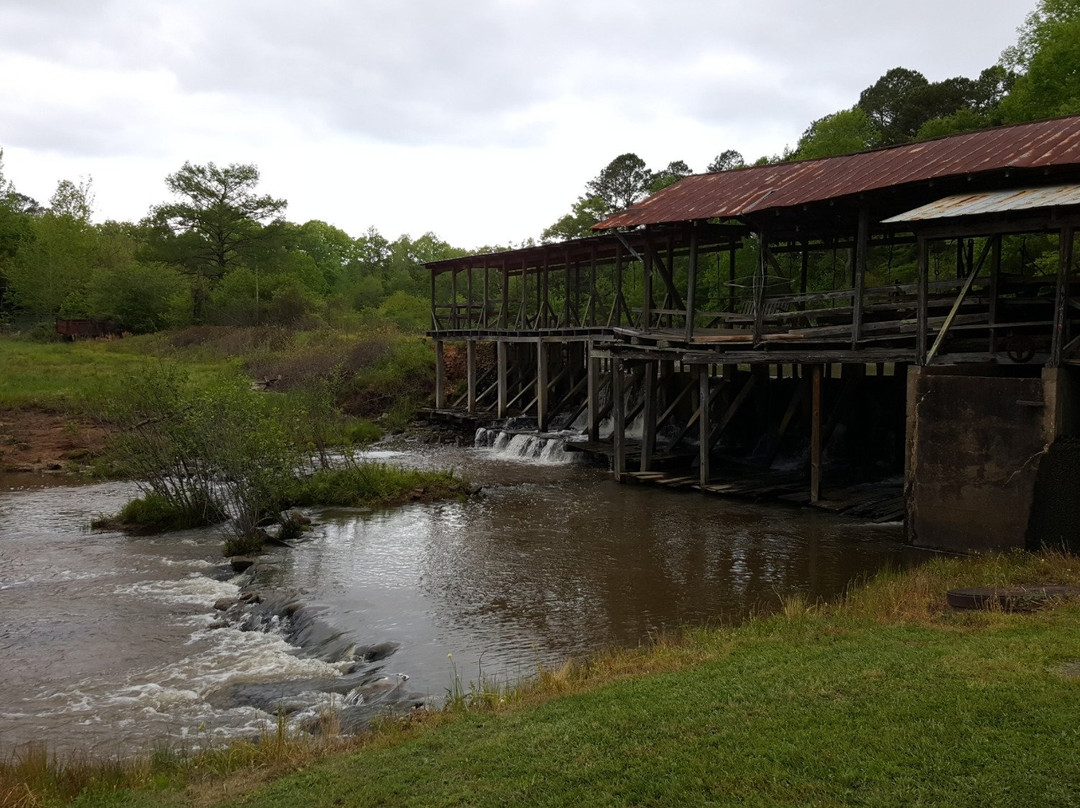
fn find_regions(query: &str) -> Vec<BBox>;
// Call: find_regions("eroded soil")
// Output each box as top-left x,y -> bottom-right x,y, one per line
0,408 -> 111,482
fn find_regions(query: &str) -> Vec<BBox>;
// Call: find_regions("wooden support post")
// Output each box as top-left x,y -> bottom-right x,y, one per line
1052,225 -> 1075,367
684,226 -> 699,343
466,266 -> 473,328
537,339 -> 549,431
754,227 -> 768,344
587,347 -> 601,441
499,261 -> 509,328
917,236 -> 929,364
799,241 -> 809,299
497,342 -> 508,417
614,243 -> 625,326
466,341 -> 477,414
435,340 -> 446,409
642,242 -> 654,330
698,365 -> 711,486
451,269 -> 459,329
612,359 -> 626,481
852,206 -> 870,350
640,360 -> 657,472
810,364 -> 822,504
482,265 -> 490,328
728,241 -> 737,316
430,270 -> 438,331
989,234 -> 1002,353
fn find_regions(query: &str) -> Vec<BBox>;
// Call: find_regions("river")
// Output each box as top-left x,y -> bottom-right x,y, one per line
0,439 -> 929,758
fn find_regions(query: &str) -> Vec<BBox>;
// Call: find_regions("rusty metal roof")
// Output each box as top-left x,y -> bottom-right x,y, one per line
881,184 -> 1080,222
596,116 -> 1080,229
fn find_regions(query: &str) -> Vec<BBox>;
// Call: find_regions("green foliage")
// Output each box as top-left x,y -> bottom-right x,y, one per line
1001,14 -> 1080,121
585,152 -> 652,213
793,107 -> 876,159
377,290 -> 429,332
540,194 -> 608,242
284,463 -> 466,508
102,365 -> 297,543
93,490 -> 227,533
706,149 -> 745,172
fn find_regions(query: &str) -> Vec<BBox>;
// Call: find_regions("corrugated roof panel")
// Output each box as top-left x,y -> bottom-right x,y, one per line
596,116 -> 1080,229
881,184 -> 1080,223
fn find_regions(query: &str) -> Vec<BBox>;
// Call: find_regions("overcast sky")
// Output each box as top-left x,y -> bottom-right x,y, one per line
0,0 -> 1032,249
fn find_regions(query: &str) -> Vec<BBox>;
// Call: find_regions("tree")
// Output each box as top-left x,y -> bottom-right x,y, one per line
149,162 -> 286,319
1000,11 -> 1080,121
857,67 -> 930,145
585,153 -> 653,213
793,108 -> 876,159
541,195 -> 608,242
649,160 -> 692,193
49,177 -> 94,221
707,150 -> 745,173
1002,0 -> 1080,72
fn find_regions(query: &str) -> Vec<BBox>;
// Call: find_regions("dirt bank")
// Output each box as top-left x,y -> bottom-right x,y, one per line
0,408 -> 110,480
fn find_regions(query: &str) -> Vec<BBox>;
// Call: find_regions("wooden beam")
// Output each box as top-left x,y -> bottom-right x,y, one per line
698,366 -> 711,486
754,227 -> 768,344
587,349 -> 601,441
810,364 -> 822,504
640,360 -> 657,472
537,340 -> 549,431
1052,225 -> 1075,367
497,341 -> 508,417
707,372 -> 759,453
684,226 -> 699,343
989,235 -> 1002,354
852,206 -> 870,349
612,359 -> 626,481
926,238 -> 992,363
916,236 -> 929,364
466,341 -> 477,414
765,376 -> 808,469
434,340 -> 446,409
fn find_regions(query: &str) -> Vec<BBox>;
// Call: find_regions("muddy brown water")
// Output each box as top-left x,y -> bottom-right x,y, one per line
0,440 -> 930,758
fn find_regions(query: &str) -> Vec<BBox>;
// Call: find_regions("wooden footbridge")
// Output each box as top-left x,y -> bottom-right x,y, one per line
427,117 -> 1080,554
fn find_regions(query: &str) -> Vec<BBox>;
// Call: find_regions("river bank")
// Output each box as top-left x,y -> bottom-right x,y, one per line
6,549 -> 1080,807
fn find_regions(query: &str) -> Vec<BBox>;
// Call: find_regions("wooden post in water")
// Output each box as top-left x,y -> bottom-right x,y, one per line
698,365 -> 712,486
466,340 -> 477,414
640,360 -> 657,472
612,359 -> 626,480
434,340 -> 446,409
587,346 -> 601,442
497,341 -> 508,418
810,364 -> 822,504
537,339 -> 549,431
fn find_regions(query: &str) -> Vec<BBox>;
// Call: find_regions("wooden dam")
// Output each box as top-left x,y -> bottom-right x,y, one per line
425,116 -> 1080,554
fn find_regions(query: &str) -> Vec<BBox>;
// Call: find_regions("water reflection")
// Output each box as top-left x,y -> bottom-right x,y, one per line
0,447 -> 927,756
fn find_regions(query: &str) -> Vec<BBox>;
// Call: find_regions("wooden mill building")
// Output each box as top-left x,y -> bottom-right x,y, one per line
426,116 -> 1080,554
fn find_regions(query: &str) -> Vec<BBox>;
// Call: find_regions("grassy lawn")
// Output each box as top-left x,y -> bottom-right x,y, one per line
0,336 -> 229,411
20,551 -> 1079,808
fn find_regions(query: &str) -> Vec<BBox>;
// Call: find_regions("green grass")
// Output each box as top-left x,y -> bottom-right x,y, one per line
284,463 -> 469,509
0,336 -> 230,411
9,551 -> 1080,808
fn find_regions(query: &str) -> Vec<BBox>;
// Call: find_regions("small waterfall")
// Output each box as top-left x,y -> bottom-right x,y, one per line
474,426 -> 582,464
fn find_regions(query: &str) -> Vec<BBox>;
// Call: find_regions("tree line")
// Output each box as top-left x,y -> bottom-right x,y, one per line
0,158 -> 470,335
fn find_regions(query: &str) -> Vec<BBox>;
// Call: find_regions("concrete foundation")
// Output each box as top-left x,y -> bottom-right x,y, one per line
906,366 -> 1077,553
